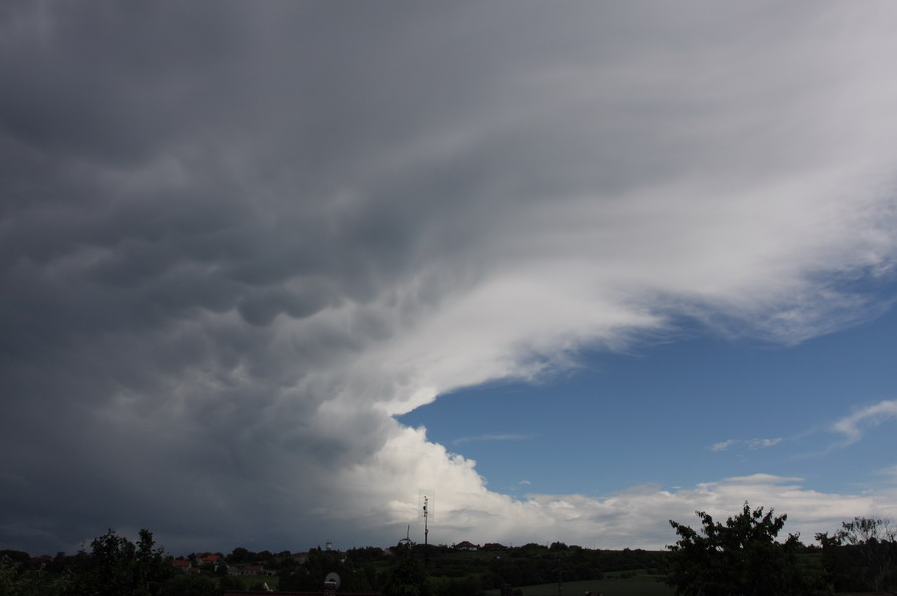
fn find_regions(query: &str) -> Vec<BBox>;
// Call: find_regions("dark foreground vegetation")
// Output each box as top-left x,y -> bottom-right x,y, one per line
668,504 -> 896,596
1,506 -> 894,596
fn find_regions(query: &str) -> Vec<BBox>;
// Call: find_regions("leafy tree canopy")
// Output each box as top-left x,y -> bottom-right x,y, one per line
816,516 -> 896,593
667,503 -> 819,596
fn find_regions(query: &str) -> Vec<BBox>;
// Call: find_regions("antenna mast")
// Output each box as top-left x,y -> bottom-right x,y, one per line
423,495 -> 429,548
418,489 -> 435,560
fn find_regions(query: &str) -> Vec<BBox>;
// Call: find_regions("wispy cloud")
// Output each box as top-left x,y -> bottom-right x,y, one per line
723,473 -> 803,484
747,438 -> 783,450
711,438 -> 782,452
453,433 -> 534,445
832,400 -> 897,445
711,440 -> 738,452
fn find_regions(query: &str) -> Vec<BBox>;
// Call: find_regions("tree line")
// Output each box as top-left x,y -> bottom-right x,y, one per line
0,535 -> 664,596
1,506 -> 894,596
667,503 -> 896,596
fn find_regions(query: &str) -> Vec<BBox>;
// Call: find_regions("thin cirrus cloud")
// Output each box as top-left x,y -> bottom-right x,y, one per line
714,400 -> 897,457
715,397 -> 897,455
832,400 -> 897,445
711,438 -> 784,452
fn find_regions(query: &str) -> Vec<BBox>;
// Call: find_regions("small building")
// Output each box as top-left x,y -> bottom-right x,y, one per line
292,552 -> 308,564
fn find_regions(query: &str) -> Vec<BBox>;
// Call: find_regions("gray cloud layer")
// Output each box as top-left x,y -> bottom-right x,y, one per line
2,2 -> 897,554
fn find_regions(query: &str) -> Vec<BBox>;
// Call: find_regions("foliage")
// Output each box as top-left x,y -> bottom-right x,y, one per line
667,503 -> 820,596
382,542 -> 433,596
279,546 -> 373,593
4,519 -> 892,596
0,530 -> 178,596
226,546 -> 252,564
347,545 -> 389,563
0,550 -> 31,564
431,573 -> 483,596
63,528 -> 175,596
160,573 -> 219,596
416,541 -> 662,591
816,516 -> 897,593
0,558 -> 32,596
839,516 -> 896,593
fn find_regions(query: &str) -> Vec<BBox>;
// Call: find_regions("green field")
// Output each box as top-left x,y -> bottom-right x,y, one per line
486,573 -> 674,596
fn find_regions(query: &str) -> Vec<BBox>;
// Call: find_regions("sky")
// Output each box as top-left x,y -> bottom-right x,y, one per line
2,1 -> 897,556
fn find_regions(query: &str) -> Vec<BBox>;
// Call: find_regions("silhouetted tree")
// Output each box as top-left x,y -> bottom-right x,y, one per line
667,503 -> 819,596
817,516 -> 897,593
382,541 -> 432,596
63,529 -> 173,596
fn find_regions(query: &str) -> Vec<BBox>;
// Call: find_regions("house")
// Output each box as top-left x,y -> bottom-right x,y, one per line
454,541 -> 479,551
482,543 -> 507,551
292,552 -> 308,564
172,559 -> 192,572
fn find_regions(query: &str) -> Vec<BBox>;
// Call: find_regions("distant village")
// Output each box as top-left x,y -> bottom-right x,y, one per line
168,540 -> 509,578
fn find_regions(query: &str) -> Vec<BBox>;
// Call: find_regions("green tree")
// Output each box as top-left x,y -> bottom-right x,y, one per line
226,547 -> 252,564
65,528 -> 174,596
814,530 -> 858,592
667,503 -> 818,596
279,547 -> 372,593
832,516 -> 896,593
0,558 -> 23,596
161,573 -> 218,596
382,542 -> 432,596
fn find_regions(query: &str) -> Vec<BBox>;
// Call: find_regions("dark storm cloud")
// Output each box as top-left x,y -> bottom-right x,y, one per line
2,1 -> 897,554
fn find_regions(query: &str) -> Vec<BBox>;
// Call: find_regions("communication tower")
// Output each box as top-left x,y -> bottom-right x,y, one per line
419,489 -> 435,548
